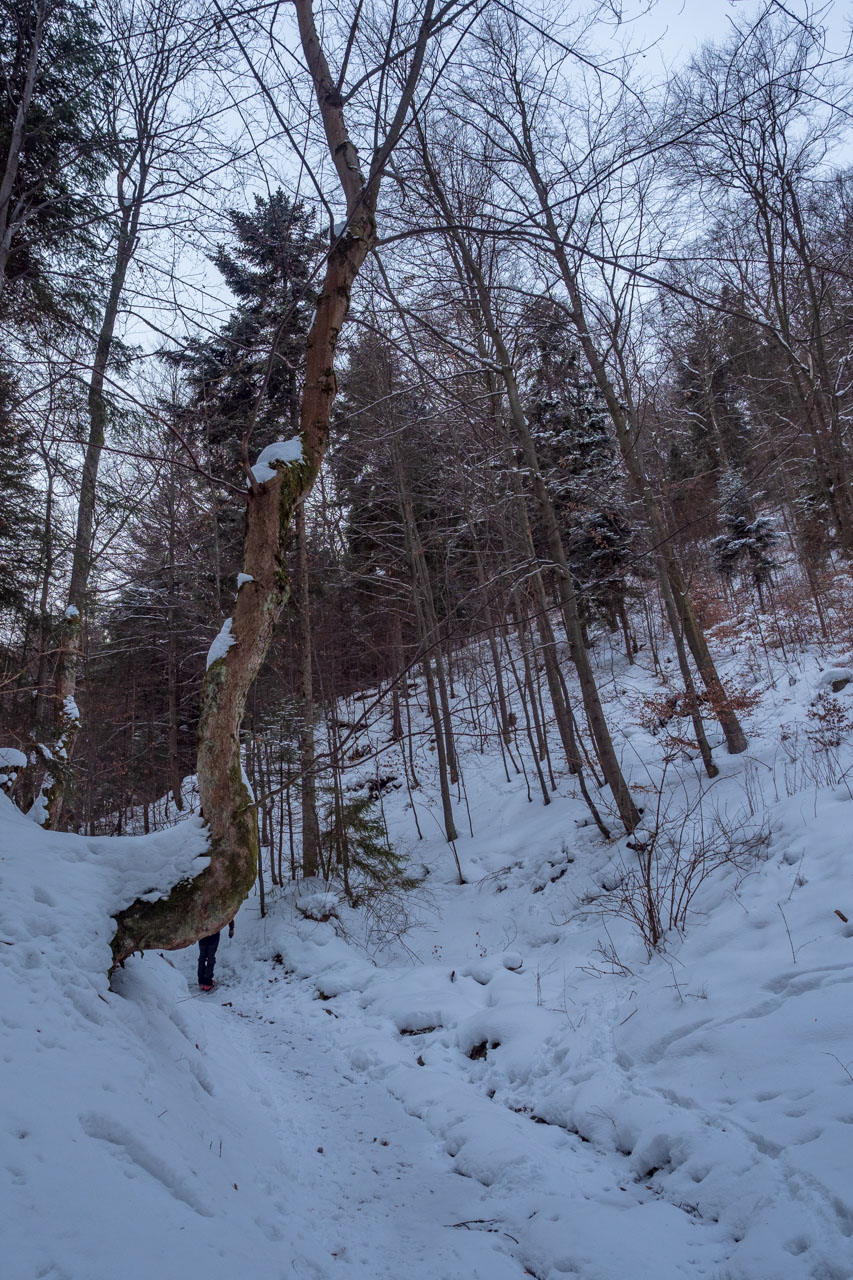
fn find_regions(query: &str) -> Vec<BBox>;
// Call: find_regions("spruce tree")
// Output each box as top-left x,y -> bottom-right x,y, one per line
180,190 -> 322,573
0,0 -> 110,316
0,360 -> 38,615
524,303 -> 635,630
185,192 -> 320,475
711,471 -> 779,607
320,787 -> 422,906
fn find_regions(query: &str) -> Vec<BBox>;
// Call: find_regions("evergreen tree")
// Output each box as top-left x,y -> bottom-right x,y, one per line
185,191 -> 321,476
330,331 -> 468,691
523,303 -> 636,629
711,470 -> 779,606
0,359 -> 38,614
179,190 -> 322,574
670,301 -> 752,477
332,335 -> 417,665
0,0 -> 110,317
320,787 -> 422,906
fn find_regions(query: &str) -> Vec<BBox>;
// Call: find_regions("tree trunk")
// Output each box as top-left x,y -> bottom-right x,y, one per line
111,223 -> 377,961
46,187 -> 144,827
296,503 -> 321,876
510,117 -> 747,757
417,171 -> 639,830
422,653 -> 459,846
111,0 -> 437,962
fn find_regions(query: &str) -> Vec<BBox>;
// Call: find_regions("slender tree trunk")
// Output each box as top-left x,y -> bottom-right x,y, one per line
618,600 -> 634,666
390,614 -> 404,741
510,118 -> 747,757
656,557 -> 718,777
468,521 -> 513,745
500,366 -> 638,831
167,460 -> 184,807
399,485 -> 458,784
506,465 -> 611,836
420,188 -> 638,829
296,503 -> 321,876
422,654 -> 459,846
47,187 -> 145,827
505,605 -> 550,804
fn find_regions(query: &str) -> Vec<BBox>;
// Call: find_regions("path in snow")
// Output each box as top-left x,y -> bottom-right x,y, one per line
180,956 -> 524,1280
178,940 -> 733,1280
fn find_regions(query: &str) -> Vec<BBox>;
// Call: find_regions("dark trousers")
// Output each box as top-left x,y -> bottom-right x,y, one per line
197,931 -> 220,985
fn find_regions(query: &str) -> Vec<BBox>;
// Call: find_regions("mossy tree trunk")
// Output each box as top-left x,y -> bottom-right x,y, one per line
111,0 -> 437,964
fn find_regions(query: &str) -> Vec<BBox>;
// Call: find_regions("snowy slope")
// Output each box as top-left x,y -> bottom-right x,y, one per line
0,796 -> 521,1279
3,624 -> 853,1280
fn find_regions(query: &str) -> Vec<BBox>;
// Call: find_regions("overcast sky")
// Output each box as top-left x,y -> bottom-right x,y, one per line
627,0 -> 851,70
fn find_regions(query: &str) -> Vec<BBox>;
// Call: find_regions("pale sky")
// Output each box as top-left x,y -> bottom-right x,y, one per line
626,0 -> 851,70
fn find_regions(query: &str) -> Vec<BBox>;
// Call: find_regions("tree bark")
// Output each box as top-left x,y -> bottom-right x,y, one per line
504,94 -> 747,757
416,150 -> 638,830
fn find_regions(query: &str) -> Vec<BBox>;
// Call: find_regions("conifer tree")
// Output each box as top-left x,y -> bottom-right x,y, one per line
185,190 -> 322,498
524,304 -> 635,631
711,471 -> 779,607
0,0 -> 110,314
0,360 -> 38,613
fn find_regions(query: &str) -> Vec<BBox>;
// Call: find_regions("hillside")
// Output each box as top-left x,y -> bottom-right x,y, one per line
3,621 -> 853,1280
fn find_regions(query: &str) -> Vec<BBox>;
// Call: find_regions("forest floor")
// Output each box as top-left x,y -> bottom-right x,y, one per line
3,613 -> 853,1279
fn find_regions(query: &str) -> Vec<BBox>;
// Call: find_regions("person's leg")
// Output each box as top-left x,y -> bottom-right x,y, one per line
198,932 -> 220,987
206,932 -> 220,984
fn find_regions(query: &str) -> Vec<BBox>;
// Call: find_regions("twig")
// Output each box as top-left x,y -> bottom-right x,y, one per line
777,902 -> 797,963
824,1053 -> 853,1085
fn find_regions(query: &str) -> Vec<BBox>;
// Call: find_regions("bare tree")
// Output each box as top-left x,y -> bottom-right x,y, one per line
39,0 -> 230,826
406,118 -> 640,831
111,0 -> 462,963
459,16 -> 746,760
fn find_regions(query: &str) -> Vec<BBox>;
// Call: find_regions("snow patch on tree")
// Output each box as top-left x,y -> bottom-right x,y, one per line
205,617 -> 236,669
249,439 -> 303,485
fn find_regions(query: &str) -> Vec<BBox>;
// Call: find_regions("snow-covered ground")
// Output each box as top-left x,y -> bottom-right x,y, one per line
2,617 -> 853,1279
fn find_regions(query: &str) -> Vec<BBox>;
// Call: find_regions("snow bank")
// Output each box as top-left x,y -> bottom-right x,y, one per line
0,747 -> 26,788
0,797 -> 348,1280
1,795 -> 530,1280
5,610 -> 853,1280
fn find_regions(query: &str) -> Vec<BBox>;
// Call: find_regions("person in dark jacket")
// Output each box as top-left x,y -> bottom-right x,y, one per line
197,919 -> 234,990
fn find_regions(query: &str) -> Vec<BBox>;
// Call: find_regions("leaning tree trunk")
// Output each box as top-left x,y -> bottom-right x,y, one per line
111,0 -> 435,964
112,223 -> 375,961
